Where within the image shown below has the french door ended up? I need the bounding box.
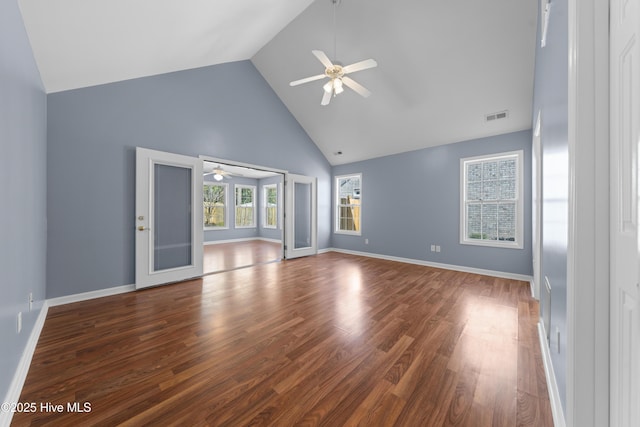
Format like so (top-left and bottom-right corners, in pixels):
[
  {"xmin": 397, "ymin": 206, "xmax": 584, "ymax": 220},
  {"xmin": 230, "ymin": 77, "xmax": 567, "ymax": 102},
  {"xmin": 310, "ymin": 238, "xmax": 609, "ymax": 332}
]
[
  {"xmin": 135, "ymin": 148, "xmax": 203, "ymax": 289},
  {"xmin": 285, "ymin": 174, "xmax": 317, "ymax": 259}
]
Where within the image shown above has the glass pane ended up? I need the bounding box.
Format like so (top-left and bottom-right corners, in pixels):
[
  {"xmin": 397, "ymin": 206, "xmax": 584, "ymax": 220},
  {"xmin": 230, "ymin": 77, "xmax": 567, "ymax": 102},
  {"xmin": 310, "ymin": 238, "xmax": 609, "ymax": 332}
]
[
  {"xmin": 467, "ymin": 163, "xmax": 482, "ymax": 182},
  {"xmin": 483, "ymin": 161, "xmax": 499, "ymax": 180},
  {"xmin": 203, "ymin": 184, "xmax": 225, "ymax": 227},
  {"xmin": 481, "ymin": 203, "xmax": 498, "ymax": 240},
  {"xmin": 498, "ymin": 202, "xmax": 516, "ymax": 241},
  {"xmin": 467, "ymin": 182, "xmax": 482, "ymax": 201},
  {"xmin": 467, "ymin": 203, "xmax": 482, "ymax": 239},
  {"xmin": 154, "ymin": 164, "xmax": 192, "ymax": 271},
  {"xmin": 499, "ymin": 179, "xmax": 516, "ymax": 200},
  {"xmin": 482, "ymin": 180, "xmax": 498, "ymax": 201},
  {"xmin": 499, "ymin": 159, "xmax": 516, "ymax": 179},
  {"xmin": 235, "ymin": 186, "xmax": 255, "ymax": 227},
  {"xmin": 295, "ymin": 182, "xmax": 312, "ymax": 249}
]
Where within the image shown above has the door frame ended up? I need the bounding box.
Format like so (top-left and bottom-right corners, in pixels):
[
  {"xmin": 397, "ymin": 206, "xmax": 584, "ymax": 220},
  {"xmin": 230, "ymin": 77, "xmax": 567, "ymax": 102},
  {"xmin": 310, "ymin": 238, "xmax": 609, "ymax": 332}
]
[
  {"xmin": 284, "ymin": 173, "xmax": 318, "ymax": 259},
  {"xmin": 532, "ymin": 111, "xmax": 543, "ymax": 300},
  {"xmin": 566, "ymin": 0, "xmax": 610, "ymax": 425},
  {"xmin": 135, "ymin": 147, "xmax": 204, "ymax": 289},
  {"xmin": 199, "ymin": 155, "xmax": 287, "ymax": 258}
]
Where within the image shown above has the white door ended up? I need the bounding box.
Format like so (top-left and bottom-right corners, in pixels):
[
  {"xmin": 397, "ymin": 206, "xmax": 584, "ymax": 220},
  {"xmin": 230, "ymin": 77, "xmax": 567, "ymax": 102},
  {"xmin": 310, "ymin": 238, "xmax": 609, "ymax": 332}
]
[
  {"xmin": 285, "ymin": 174, "xmax": 317, "ymax": 259},
  {"xmin": 610, "ymin": 0, "xmax": 640, "ymax": 424},
  {"xmin": 135, "ymin": 147, "xmax": 203, "ymax": 289}
]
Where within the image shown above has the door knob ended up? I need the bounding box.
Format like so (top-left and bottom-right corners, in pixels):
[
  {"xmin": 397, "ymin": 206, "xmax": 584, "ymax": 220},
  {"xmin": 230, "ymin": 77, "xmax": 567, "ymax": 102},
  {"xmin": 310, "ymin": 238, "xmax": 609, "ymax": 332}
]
[{"xmin": 138, "ymin": 226, "xmax": 150, "ymax": 231}]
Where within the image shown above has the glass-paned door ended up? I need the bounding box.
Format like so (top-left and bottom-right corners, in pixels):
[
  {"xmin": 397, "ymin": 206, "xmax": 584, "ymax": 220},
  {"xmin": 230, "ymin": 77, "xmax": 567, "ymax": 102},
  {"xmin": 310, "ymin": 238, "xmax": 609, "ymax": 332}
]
[
  {"xmin": 135, "ymin": 148, "xmax": 203, "ymax": 289},
  {"xmin": 285, "ymin": 174, "xmax": 317, "ymax": 258}
]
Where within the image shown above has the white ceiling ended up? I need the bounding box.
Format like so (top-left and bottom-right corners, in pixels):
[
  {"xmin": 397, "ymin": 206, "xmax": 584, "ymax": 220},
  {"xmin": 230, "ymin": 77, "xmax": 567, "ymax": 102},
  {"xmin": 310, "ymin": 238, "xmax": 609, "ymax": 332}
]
[{"xmin": 19, "ymin": 0, "xmax": 538, "ymax": 166}]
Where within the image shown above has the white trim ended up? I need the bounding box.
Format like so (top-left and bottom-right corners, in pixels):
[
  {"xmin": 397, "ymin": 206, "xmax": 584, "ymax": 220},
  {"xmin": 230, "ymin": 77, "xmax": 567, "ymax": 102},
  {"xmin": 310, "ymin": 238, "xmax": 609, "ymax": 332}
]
[
  {"xmin": 335, "ymin": 173, "xmax": 362, "ymax": 236},
  {"xmin": 198, "ymin": 155, "xmax": 287, "ymax": 176},
  {"xmin": 567, "ymin": 0, "xmax": 610, "ymax": 425},
  {"xmin": 203, "ymin": 181, "xmax": 229, "ymax": 230},
  {"xmin": 539, "ymin": 321, "xmax": 567, "ymax": 427},
  {"xmin": 203, "ymin": 237, "xmax": 281, "ymax": 245},
  {"xmin": 529, "ymin": 278, "xmax": 536, "ymax": 299},
  {"xmin": 459, "ymin": 150, "xmax": 524, "ymax": 249},
  {"xmin": 1, "ymin": 302, "xmax": 49, "ymax": 427},
  {"xmin": 234, "ymin": 184, "xmax": 257, "ymax": 228},
  {"xmin": 328, "ymin": 248, "xmax": 532, "ymax": 282},
  {"xmin": 47, "ymin": 284, "xmax": 135, "ymax": 307},
  {"xmin": 262, "ymin": 183, "xmax": 279, "ymax": 229}
]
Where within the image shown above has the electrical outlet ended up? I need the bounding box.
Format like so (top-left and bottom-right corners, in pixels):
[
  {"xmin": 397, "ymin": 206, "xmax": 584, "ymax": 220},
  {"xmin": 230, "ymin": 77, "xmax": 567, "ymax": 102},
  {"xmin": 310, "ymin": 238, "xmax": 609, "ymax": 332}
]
[
  {"xmin": 436, "ymin": 245, "xmax": 441, "ymax": 253},
  {"xmin": 17, "ymin": 312, "xmax": 22, "ymax": 334},
  {"xmin": 430, "ymin": 244, "xmax": 436, "ymax": 252},
  {"xmin": 365, "ymin": 238, "xmax": 369, "ymax": 245}
]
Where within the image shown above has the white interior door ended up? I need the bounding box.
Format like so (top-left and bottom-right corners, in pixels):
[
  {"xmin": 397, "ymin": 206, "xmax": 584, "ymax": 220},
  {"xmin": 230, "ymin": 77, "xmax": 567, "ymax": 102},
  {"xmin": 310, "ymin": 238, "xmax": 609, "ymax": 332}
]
[
  {"xmin": 136, "ymin": 147, "xmax": 203, "ymax": 289},
  {"xmin": 285, "ymin": 174, "xmax": 317, "ymax": 259},
  {"xmin": 610, "ymin": 0, "xmax": 640, "ymax": 424}
]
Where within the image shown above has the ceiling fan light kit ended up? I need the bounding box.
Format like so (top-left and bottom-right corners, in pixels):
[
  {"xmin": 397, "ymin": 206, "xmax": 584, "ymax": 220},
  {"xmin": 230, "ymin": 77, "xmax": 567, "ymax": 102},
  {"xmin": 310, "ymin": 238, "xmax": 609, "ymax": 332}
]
[{"xmin": 289, "ymin": 0, "xmax": 377, "ymax": 106}]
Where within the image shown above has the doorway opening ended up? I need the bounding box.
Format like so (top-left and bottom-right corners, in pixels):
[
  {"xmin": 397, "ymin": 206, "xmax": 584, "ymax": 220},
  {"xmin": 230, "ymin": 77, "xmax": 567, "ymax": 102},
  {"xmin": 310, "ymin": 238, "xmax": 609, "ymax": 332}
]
[{"xmin": 201, "ymin": 159, "xmax": 285, "ymax": 274}]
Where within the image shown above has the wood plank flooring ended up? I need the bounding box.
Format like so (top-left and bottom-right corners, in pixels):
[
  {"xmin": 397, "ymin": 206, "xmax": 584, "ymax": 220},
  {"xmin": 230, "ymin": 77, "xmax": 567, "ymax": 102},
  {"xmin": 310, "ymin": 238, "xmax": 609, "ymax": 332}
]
[
  {"xmin": 203, "ymin": 240, "xmax": 282, "ymax": 274},
  {"xmin": 12, "ymin": 253, "xmax": 553, "ymax": 426}
]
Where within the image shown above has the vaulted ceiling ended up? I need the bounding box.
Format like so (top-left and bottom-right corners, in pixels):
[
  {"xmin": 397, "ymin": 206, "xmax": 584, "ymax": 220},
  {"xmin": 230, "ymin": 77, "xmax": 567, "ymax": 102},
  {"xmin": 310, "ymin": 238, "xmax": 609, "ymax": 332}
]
[{"xmin": 19, "ymin": 0, "xmax": 538, "ymax": 165}]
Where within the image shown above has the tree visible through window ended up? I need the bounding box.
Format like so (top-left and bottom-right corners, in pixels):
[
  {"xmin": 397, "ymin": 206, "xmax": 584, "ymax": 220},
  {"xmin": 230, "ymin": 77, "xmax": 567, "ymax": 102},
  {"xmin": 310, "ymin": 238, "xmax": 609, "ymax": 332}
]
[
  {"xmin": 203, "ymin": 183, "xmax": 227, "ymax": 228},
  {"xmin": 263, "ymin": 184, "xmax": 278, "ymax": 229},
  {"xmin": 461, "ymin": 151, "xmax": 523, "ymax": 248},
  {"xmin": 235, "ymin": 185, "xmax": 256, "ymax": 228},
  {"xmin": 335, "ymin": 174, "xmax": 361, "ymax": 234}
]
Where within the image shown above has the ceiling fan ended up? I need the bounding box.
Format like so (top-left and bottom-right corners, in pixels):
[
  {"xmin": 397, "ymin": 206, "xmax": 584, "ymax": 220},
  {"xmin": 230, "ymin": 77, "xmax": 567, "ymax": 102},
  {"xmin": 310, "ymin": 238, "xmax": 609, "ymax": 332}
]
[
  {"xmin": 204, "ymin": 165, "xmax": 239, "ymax": 181},
  {"xmin": 289, "ymin": 0, "xmax": 377, "ymax": 106}
]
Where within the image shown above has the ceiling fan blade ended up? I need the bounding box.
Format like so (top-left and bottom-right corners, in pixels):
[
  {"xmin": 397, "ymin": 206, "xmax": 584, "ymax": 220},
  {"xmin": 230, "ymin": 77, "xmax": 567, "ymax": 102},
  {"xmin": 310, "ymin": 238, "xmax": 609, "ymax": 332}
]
[
  {"xmin": 290, "ymin": 74, "xmax": 327, "ymax": 86},
  {"xmin": 321, "ymin": 90, "xmax": 332, "ymax": 106},
  {"xmin": 312, "ymin": 50, "xmax": 334, "ymax": 69},
  {"xmin": 342, "ymin": 58, "xmax": 378, "ymax": 74},
  {"xmin": 342, "ymin": 76, "xmax": 372, "ymax": 98}
]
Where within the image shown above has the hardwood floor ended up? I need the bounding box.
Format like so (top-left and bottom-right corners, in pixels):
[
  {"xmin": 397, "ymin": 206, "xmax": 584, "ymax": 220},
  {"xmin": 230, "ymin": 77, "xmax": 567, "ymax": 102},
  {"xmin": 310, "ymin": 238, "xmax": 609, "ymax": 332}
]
[
  {"xmin": 13, "ymin": 253, "xmax": 553, "ymax": 426},
  {"xmin": 203, "ymin": 240, "xmax": 282, "ymax": 274}
]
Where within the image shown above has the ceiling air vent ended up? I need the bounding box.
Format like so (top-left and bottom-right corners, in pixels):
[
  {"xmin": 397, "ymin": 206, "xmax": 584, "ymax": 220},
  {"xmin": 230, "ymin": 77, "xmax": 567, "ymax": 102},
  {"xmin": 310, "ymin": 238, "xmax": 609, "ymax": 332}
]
[{"xmin": 485, "ymin": 110, "xmax": 509, "ymax": 122}]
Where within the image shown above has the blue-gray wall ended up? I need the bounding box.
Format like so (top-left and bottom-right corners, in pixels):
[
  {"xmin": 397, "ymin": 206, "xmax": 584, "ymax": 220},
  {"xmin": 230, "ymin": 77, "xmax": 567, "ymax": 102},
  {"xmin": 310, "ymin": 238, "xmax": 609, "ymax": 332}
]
[
  {"xmin": 0, "ymin": 0, "xmax": 47, "ymax": 404},
  {"xmin": 47, "ymin": 61, "xmax": 331, "ymax": 298},
  {"xmin": 332, "ymin": 130, "xmax": 533, "ymax": 276},
  {"xmin": 531, "ymin": 0, "xmax": 569, "ymax": 411}
]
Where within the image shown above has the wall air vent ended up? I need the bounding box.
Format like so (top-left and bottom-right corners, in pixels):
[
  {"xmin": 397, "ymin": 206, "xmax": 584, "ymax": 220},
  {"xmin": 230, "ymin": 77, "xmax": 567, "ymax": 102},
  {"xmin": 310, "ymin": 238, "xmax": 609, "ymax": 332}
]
[{"xmin": 485, "ymin": 110, "xmax": 509, "ymax": 122}]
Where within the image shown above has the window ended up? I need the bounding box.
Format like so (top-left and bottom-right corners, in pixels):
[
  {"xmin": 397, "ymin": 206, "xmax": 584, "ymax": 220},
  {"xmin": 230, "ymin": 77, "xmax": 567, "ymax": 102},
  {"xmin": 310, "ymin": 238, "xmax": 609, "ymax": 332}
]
[
  {"xmin": 460, "ymin": 151, "xmax": 523, "ymax": 248},
  {"xmin": 203, "ymin": 183, "xmax": 227, "ymax": 229},
  {"xmin": 263, "ymin": 184, "xmax": 278, "ymax": 229},
  {"xmin": 235, "ymin": 185, "xmax": 256, "ymax": 228},
  {"xmin": 335, "ymin": 174, "xmax": 361, "ymax": 235}
]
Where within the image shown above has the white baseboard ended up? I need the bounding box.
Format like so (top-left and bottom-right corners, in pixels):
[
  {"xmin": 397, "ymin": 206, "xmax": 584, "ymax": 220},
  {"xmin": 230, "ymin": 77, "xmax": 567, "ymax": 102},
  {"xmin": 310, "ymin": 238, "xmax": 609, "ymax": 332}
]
[
  {"xmin": 1, "ymin": 302, "xmax": 49, "ymax": 427},
  {"xmin": 327, "ymin": 248, "xmax": 533, "ymax": 282},
  {"xmin": 204, "ymin": 237, "xmax": 282, "ymax": 245},
  {"xmin": 538, "ymin": 321, "xmax": 566, "ymax": 427},
  {"xmin": 47, "ymin": 284, "xmax": 135, "ymax": 307}
]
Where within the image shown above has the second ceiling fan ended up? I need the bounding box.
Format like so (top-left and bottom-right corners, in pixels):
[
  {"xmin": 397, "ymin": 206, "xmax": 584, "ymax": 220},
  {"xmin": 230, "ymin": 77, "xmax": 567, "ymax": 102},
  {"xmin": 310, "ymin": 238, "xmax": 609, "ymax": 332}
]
[{"xmin": 289, "ymin": 0, "xmax": 377, "ymax": 106}]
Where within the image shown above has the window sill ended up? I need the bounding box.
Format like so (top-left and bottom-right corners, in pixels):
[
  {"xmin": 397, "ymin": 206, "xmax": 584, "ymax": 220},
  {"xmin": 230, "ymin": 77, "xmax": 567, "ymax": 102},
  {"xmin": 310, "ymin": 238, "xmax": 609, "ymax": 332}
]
[{"xmin": 460, "ymin": 239, "xmax": 523, "ymax": 249}]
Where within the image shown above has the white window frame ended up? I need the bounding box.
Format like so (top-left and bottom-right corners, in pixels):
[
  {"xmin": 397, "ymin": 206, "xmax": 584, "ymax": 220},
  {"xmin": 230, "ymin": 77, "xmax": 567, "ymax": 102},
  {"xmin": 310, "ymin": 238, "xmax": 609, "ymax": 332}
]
[
  {"xmin": 203, "ymin": 182, "xmax": 228, "ymax": 230},
  {"xmin": 262, "ymin": 183, "xmax": 278, "ymax": 229},
  {"xmin": 235, "ymin": 184, "xmax": 256, "ymax": 228},
  {"xmin": 460, "ymin": 150, "xmax": 523, "ymax": 249},
  {"xmin": 335, "ymin": 173, "xmax": 362, "ymax": 236}
]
